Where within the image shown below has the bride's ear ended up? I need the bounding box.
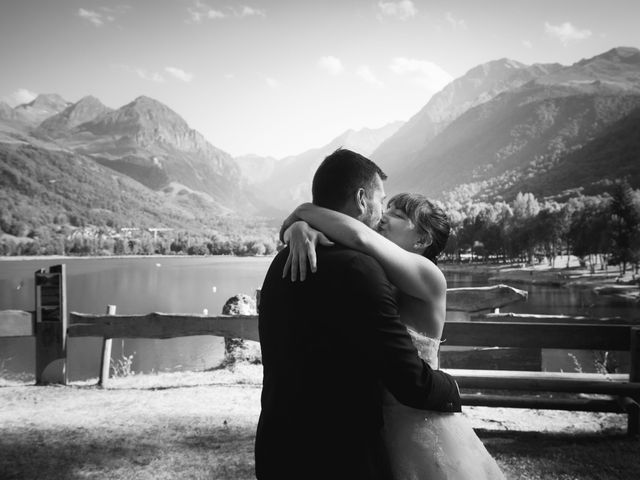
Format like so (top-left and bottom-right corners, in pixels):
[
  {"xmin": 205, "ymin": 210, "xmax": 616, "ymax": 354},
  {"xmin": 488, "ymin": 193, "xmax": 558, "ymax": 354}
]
[{"xmin": 413, "ymin": 233, "xmax": 433, "ymax": 250}]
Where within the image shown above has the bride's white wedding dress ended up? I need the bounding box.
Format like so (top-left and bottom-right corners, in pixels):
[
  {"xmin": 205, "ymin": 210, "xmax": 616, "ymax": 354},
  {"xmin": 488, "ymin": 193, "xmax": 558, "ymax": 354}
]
[{"xmin": 382, "ymin": 329, "xmax": 506, "ymax": 479}]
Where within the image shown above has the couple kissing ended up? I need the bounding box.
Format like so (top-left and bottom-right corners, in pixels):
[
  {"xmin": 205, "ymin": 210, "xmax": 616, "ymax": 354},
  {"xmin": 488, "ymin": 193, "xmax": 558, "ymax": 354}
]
[{"xmin": 255, "ymin": 148, "xmax": 505, "ymax": 480}]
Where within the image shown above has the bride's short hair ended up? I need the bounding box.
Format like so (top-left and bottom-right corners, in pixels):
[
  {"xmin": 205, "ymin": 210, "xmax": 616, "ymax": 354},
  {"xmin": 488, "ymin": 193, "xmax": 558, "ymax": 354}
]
[{"xmin": 388, "ymin": 193, "xmax": 450, "ymax": 264}]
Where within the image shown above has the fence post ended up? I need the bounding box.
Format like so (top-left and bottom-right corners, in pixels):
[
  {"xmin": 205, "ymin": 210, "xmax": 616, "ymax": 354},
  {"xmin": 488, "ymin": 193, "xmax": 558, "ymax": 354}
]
[
  {"xmin": 98, "ymin": 305, "xmax": 116, "ymax": 388},
  {"xmin": 35, "ymin": 264, "xmax": 67, "ymax": 385},
  {"xmin": 629, "ymin": 327, "xmax": 640, "ymax": 436}
]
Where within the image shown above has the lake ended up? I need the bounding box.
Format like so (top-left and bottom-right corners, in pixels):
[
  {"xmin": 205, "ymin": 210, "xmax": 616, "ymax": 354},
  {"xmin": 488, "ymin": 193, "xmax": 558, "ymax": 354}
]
[
  {"xmin": 1, "ymin": 256, "xmax": 638, "ymax": 380},
  {"xmin": 1, "ymin": 256, "xmax": 272, "ymax": 380}
]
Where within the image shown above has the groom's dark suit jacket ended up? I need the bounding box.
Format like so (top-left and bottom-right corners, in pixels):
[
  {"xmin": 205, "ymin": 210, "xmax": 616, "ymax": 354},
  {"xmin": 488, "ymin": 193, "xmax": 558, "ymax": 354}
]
[{"xmin": 255, "ymin": 245, "xmax": 461, "ymax": 480}]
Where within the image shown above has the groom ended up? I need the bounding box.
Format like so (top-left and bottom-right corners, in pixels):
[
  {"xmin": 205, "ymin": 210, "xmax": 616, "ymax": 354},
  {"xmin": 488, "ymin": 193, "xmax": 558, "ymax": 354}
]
[{"xmin": 255, "ymin": 148, "xmax": 461, "ymax": 480}]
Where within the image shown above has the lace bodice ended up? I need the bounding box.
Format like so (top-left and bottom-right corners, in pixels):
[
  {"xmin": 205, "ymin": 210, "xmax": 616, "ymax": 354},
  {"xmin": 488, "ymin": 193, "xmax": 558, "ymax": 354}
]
[{"xmin": 406, "ymin": 328, "xmax": 440, "ymax": 369}]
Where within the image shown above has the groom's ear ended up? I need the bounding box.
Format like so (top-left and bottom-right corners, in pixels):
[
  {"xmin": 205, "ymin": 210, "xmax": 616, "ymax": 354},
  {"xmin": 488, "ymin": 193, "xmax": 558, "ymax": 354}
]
[{"xmin": 355, "ymin": 188, "xmax": 367, "ymax": 215}]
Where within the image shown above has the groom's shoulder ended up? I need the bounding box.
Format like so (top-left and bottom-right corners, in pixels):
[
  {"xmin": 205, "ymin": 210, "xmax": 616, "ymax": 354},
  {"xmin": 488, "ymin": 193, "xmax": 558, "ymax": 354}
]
[
  {"xmin": 268, "ymin": 244, "xmax": 386, "ymax": 277},
  {"xmin": 320, "ymin": 243, "xmax": 375, "ymax": 261},
  {"xmin": 320, "ymin": 244, "xmax": 387, "ymax": 277}
]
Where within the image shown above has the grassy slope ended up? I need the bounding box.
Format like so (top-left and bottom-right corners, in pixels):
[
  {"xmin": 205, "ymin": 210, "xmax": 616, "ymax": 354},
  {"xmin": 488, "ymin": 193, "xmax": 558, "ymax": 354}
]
[
  {"xmin": 1, "ymin": 368, "xmax": 637, "ymax": 480},
  {"xmin": 0, "ymin": 142, "xmax": 203, "ymax": 230},
  {"xmin": 0, "ymin": 142, "xmax": 280, "ymax": 239}
]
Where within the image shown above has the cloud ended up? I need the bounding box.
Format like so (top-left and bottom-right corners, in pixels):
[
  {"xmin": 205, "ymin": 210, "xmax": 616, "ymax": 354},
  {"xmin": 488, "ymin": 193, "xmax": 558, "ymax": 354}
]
[
  {"xmin": 317, "ymin": 56, "xmax": 344, "ymax": 76},
  {"xmin": 135, "ymin": 68, "xmax": 165, "ymax": 83},
  {"xmin": 356, "ymin": 65, "xmax": 384, "ymax": 87},
  {"xmin": 377, "ymin": 1, "xmax": 417, "ymax": 21},
  {"xmin": 445, "ymin": 12, "xmax": 467, "ymax": 30},
  {"xmin": 165, "ymin": 67, "xmax": 194, "ymax": 82},
  {"xmin": 77, "ymin": 6, "xmax": 129, "ymax": 27},
  {"xmin": 112, "ymin": 64, "xmax": 165, "ymax": 82},
  {"xmin": 522, "ymin": 40, "xmax": 533, "ymax": 49},
  {"xmin": 77, "ymin": 8, "xmax": 109, "ymax": 26},
  {"xmin": 237, "ymin": 6, "xmax": 265, "ymax": 17},
  {"xmin": 187, "ymin": 1, "xmax": 225, "ymax": 22},
  {"xmin": 265, "ymin": 77, "xmax": 280, "ymax": 88},
  {"xmin": 544, "ymin": 21, "xmax": 592, "ymax": 45},
  {"xmin": 187, "ymin": 1, "xmax": 265, "ymax": 22},
  {"xmin": 2, "ymin": 88, "xmax": 38, "ymax": 107},
  {"xmin": 389, "ymin": 57, "xmax": 453, "ymax": 91}
]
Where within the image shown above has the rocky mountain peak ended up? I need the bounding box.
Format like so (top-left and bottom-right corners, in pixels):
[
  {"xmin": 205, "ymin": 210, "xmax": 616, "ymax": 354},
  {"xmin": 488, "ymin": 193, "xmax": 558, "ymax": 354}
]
[
  {"xmin": 12, "ymin": 93, "xmax": 70, "ymax": 127},
  {"xmin": 38, "ymin": 95, "xmax": 112, "ymax": 134},
  {"xmin": 533, "ymin": 46, "xmax": 640, "ymax": 92},
  {"xmin": 18, "ymin": 93, "xmax": 69, "ymax": 111},
  {"xmin": 78, "ymin": 95, "xmax": 191, "ymax": 141},
  {"xmin": 467, "ymin": 58, "xmax": 526, "ymax": 79},
  {"xmin": 371, "ymin": 56, "xmax": 552, "ymax": 170},
  {"xmin": 68, "ymin": 94, "xmax": 241, "ymax": 190},
  {"xmin": 75, "ymin": 95, "xmax": 105, "ymax": 107},
  {"xmin": 127, "ymin": 95, "xmax": 185, "ymax": 122},
  {"xmin": 581, "ymin": 46, "xmax": 640, "ymax": 66}
]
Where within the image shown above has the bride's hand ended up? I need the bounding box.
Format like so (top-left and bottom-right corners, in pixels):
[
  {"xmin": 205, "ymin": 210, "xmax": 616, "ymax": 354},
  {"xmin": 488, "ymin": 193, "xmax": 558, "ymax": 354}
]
[{"xmin": 282, "ymin": 221, "xmax": 334, "ymax": 281}]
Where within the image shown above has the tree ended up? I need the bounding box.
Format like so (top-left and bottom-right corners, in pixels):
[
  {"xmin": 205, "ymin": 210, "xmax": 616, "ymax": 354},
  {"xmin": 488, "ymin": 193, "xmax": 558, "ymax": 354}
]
[
  {"xmin": 533, "ymin": 207, "xmax": 564, "ymax": 267},
  {"xmin": 609, "ymin": 182, "xmax": 640, "ymax": 274},
  {"xmin": 512, "ymin": 192, "xmax": 540, "ymax": 219},
  {"xmin": 508, "ymin": 193, "xmax": 541, "ymax": 264},
  {"xmin": 568, "ymin": 198, "xmax": 612, "ymax": 272}
]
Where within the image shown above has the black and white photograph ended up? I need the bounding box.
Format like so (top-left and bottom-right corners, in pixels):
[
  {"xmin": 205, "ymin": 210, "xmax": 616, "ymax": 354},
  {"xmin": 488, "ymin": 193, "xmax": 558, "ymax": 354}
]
[{"xmin": 1, "ymin": 1, "xmax": 640, "ymax": 479}]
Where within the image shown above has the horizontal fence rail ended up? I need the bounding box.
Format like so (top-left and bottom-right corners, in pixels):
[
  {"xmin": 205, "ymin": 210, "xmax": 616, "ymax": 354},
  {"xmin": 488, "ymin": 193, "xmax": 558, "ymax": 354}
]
[
  {"xmin": 459, "ymin": 394, "xmax": 633, "ymax": 413},
  {"xmin": 68, "ymin": 313, "xmax": 260, "ymax": 342},
  {"xmin": 445, "ymin": 369, "xmax": 640, "ymax": 395},
  {"xmin": 441, "ymin": 321, "xmax": 632, "ymax": 350},
  {"xmin": 472, "ymin": 312, "xmax": 631, "ymax": 324},
  {"xmin": 67, "ymin": 316, "xmax": 634, "ymax": 352}
]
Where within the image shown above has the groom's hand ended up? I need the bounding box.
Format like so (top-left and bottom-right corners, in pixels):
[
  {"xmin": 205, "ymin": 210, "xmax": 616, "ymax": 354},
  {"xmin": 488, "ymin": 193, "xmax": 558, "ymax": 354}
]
[
  {"xmin": 282, "ymin": 221, "xmax": 334, "ymax": 281},
  {"xmin": 426, "ymin": 370, "xmax": 462, "ymax": 412}
]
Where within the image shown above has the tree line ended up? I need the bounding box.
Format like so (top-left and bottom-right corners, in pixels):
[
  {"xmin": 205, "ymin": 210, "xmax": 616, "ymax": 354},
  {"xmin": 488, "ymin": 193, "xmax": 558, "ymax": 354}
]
[
  {"xmin": 0, "ymin": 224, "xmax": 280, "ymax": 258},
  {"xmin": 1, "ymin": 182, "xmax": 639, "ymax": 273},
  {"xmin": 440, "ymin": 182, "xmax": 640, "ymax": 274}
]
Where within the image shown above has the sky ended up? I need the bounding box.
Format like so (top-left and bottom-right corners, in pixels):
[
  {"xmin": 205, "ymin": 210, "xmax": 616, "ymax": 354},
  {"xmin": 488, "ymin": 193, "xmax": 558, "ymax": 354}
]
[{"xmin": 1, "ymin": 0, "xmax": 640, "ymax": 159}]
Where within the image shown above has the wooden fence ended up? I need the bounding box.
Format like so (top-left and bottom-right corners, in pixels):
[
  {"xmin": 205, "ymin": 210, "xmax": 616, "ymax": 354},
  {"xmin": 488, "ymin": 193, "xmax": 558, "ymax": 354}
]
[{"xmin": 2, "ymin": 264, "xmax": 639, "ymax": 434}]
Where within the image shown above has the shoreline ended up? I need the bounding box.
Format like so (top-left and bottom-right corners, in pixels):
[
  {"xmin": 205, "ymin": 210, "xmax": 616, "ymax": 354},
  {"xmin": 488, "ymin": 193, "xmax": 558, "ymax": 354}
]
[
  {"xmin": 0, "ymin": 253, "xmax": 277, "ymax": 262},
  {"xmin": 441, "ymin": 262, "xmax": 640, "ymax": 303},
  {"xmin": 2, "ymin": 255, "xmax": 638, "ymax": 302}
]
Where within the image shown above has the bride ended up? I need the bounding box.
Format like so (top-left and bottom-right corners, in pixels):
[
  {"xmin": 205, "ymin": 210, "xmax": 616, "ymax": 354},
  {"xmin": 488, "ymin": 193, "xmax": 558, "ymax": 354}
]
[{"xmin": 281, "ymin": 193, "xmax": 505, "ymax": 480}]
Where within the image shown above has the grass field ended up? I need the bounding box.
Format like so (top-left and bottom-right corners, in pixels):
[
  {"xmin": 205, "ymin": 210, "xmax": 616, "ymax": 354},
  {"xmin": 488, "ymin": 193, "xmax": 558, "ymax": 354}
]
[{"xmin": 1, "ymin": 367, "xmax": 638, "ymax": 480}]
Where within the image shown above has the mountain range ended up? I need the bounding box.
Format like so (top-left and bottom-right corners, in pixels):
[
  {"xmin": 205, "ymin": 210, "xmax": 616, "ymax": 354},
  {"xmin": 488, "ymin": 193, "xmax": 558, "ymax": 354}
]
[
  {"xmin": 1, "ymin": 93, "xmax": 267, "ymax": 237},
  {"xmin": 1, "ymin": 46, "xmax": 639, "ymax": 237},
  {"xmin": 0, "ymin": 90, "xmax": 402, "ymax": 230},
  {"xmin": 372, "ymin": 46, "xmax": 640, "ymax": 202}
]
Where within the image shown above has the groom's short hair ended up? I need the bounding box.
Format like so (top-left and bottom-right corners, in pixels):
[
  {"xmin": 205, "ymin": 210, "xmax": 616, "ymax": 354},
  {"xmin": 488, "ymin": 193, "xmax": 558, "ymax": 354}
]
[{"xmin": 312, "ymin": 148, "xmax": 387, "ymax": 211}]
